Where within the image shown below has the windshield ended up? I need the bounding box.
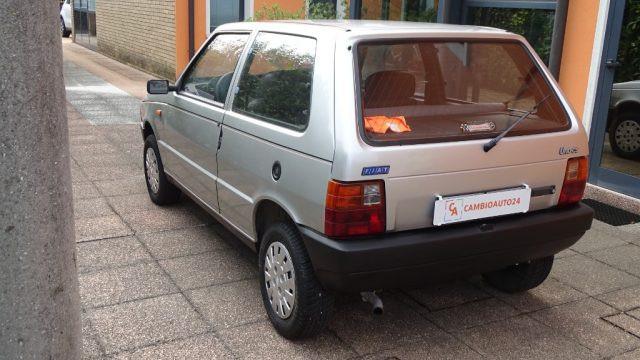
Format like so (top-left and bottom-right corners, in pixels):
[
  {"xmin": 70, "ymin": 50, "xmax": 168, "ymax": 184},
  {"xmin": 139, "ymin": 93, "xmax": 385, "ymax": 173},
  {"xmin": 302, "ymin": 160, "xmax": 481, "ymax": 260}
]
[{"xmin": 356, "ymin": 40, "xmax": 571, "ymax": 145}]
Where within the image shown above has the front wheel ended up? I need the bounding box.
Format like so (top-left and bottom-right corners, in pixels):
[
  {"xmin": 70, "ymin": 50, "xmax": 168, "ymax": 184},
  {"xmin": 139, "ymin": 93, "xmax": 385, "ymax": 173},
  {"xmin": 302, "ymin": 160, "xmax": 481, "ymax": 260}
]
[
  {"xmin": 609, "ymin": 113, "xmax": 640, "ymax": 160},
  {"xmin": 483, "ymin": 256, "xmax": 554, "ymax": 293},
  {"xmin": 60, "ymin": 18, "xmax": 71, "ymax": 38},
  {"xmin": 259, "ymin": 222, "xmax": 334, "ymax": 339},
  {"xmin": 143, "ymin": 135, "xmax": 181, "ymax": 205}
]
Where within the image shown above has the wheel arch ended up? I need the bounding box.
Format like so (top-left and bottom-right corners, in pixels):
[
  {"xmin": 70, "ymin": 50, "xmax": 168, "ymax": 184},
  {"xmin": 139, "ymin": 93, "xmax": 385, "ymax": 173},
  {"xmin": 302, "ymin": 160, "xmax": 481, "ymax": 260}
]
[
  {"xmin": 253, "ymin": 197, "xmax": 300, "ymax": 249},
  {"xmin": 613, "ymin": 100, "xmax": 640, "ymax": 117},
  {"xmin": 142, "ymin": 120, "xmax": 155, "ymax": 140}
]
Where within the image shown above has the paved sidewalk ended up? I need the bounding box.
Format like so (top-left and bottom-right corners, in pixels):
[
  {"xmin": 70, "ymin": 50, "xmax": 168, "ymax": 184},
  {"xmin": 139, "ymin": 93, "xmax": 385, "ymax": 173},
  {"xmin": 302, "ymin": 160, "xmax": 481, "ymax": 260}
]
[{"xmin": 64, "ymin": 40, "xmax": 640, "ymax": 360}]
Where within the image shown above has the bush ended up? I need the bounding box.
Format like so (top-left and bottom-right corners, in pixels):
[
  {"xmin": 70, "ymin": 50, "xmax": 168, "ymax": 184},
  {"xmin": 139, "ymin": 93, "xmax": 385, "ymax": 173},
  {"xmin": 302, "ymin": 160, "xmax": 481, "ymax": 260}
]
[
  {"xmin": 253, "ymin": 4, "xmax": 304, "ymax": 21},
  {"xmin": 252, "ymin": 0, "xmax": 349, "ymax": 21}
]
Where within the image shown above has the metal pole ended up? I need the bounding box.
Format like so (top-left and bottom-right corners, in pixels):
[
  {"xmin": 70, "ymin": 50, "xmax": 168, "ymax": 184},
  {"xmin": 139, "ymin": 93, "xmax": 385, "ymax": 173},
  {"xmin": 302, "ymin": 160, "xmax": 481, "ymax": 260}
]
[
  {"xmin": 350, "ymin": 0, "xmax": 362, "ymax": 19},
  {"xmin": 549, "ymin": 0, "xmax": 569, "ymax": 79},
  {"xmin": 0, "ymin": 1, "xmax": 81, "ymax": 359},
  {"xmin": 189, "ymin": 0, "xmax": 195, "ymax": 58}
]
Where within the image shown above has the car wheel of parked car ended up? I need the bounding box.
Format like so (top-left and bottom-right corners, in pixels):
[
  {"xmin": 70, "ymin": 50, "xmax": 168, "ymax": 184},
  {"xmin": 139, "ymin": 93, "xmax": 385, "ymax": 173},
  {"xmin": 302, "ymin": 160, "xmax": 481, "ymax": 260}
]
[
  {"xmin": 60, "ymin": 17, "xmax": 71, "ymax": 38},
  {"xmin": 482, "ymin": 256, "xmax": 554, "ymax": 293},
  {"xmin": 609, "ymin": 113, "xmax": 640, "ymax": 160},
  {"xmin": 259, "ymin": 222, "xmax": 334, "ymax": 339},
  {"xmin": 143, "ymin": 135, "xmax": 181, "ymax": 205}
]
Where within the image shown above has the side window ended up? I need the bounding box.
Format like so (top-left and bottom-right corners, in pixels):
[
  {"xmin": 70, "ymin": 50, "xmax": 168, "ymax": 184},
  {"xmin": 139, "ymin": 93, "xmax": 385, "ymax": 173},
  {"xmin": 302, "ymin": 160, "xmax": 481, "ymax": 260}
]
[
  {"xmin": 181, "ymin": 33, "xmax": 249, "ymax": 104},
  {"xmin": 233, "ymin": 32, "xmax": 316, "ymax": 131}
]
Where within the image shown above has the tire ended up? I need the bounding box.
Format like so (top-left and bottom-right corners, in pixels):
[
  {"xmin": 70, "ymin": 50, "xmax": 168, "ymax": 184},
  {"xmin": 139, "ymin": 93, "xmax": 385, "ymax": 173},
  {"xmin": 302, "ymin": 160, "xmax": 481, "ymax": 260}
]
[
  {"xmin": 609, "ymin": 112, "xmax": 640, "ymax": 160},
  {"xmin": 483, "ymin": 256, "xmax": 554, "ymax": 293},
  {"xmin": 259, "ymin": 222, "xmax": 334, "ymax": 339},
  {"xmin": 60, "ymin": 18, "xmax": 71, "ymax": 38},
  {"xmin": 143, "ymin": 135, "xmax": 181, "ymax": 205}
]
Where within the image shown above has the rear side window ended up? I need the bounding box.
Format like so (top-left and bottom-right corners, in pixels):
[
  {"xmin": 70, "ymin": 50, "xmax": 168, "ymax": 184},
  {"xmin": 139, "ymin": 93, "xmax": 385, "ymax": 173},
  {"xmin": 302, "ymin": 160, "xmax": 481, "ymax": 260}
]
[
  {"xmin": 233, "ymin": 32, "xmax": 316, "ymax": 131},
  {"xmin": 357, "ymin": 40, "xmax": 570, "ymax": 145},
  {"xmin": 181, "ymin": 33, "xmax": 249, "ymax": 104}
]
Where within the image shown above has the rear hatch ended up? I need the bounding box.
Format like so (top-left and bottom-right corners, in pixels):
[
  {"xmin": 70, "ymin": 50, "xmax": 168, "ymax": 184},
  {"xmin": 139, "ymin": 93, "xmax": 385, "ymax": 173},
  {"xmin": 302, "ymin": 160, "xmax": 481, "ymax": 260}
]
[{"xmin": 335, "ymin": 36, "xmax": 588, "ymax": 232}]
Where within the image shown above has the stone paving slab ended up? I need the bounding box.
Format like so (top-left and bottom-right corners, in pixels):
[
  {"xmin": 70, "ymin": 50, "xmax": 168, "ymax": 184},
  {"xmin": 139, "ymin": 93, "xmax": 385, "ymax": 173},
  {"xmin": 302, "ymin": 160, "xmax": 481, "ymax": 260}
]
[
  {"xmin": 64, "ymin": 61, "xmax": 140, "ymax": 125},
  {"xmin": 79, "ymin": 262, "xmax": 178, "ymax": 308},
  {"xmin": 111, "ymin": 333, "xmax": 233, "ymax": 360},
  {"xmin": 456, "ymin": 315, "xmax": 597, "ymax": 360},
  {"xmin": 136, "ymin": 225, "xmax": 230, "ymax": 260},
  {"xmin": 186, "ymin": 279, "xmax": 266, "ymax": 330},
  {"xmin": 424, "ymin": 297, "xmax": 520, "ymax": 331},
  {"xmin": 218, "ymin": 321, "xmax": 356, "ymax": 360},
  {"xmin": 597, "ymin": 285, "xmax": 640, "ymax": 312},
  {"xmin": 550, "ymin": 254, "xmax": 640, "ymax": 296},
  {"xmin": 76, "ymin": 236, "xmax": 153, "ymax": 274},
  {"xmin": 478, "ymin": 277, "xmax": 587, "ymax": 313},
  {"xmin": 530, "ymin": 298, "xmax": 640, "ymax": 357},
  {"xmin": 158, "ymin": 250, "xmax": 258, "ymax": 290},
  {"xmin": 88, "ymin": 294, "xmax": 210, "ymax": 355},
  {"xmin": 63, "ymin": 41, "xmax": 640, "ymax": 359}
]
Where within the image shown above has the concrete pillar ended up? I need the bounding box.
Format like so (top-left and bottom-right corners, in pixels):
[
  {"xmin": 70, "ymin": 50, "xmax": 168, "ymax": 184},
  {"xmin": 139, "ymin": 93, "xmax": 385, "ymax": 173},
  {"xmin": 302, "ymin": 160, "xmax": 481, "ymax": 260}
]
[{"xmin": 0, "ymin": 1, "xmax": 81, "ymax": 359}]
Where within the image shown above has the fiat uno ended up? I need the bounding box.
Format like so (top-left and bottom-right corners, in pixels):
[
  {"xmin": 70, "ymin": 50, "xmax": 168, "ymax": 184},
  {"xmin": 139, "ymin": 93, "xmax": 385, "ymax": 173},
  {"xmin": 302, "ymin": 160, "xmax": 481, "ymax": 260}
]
[{"xmin": 140, "ymin": 20, "xmax": 594, "ymax": 339}]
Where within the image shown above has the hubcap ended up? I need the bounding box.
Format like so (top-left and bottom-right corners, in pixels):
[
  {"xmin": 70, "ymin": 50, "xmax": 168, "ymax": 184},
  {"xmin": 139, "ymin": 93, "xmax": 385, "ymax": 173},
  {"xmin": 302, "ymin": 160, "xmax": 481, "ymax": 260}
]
[
  {"xmin": 60, "ymin": 19, "xmax": 65, "ymax": 34},
  {"xmin": 614, "ymin": 120, "xmax": 640, "ymax": 153},
  {"xmin": 145, "ymin": 147, "xmax": 160, "ymax": 194},
  {"xmin": 264, "ymin": 241, "xmax": 296, "ymax": 319}
]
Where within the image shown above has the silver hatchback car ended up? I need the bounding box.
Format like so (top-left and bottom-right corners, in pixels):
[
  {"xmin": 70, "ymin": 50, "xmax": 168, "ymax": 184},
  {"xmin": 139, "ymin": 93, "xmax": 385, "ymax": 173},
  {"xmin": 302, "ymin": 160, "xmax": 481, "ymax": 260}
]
[{"xmin": 141, "ymin": 20, "xmax": 594, "ymax": 338}]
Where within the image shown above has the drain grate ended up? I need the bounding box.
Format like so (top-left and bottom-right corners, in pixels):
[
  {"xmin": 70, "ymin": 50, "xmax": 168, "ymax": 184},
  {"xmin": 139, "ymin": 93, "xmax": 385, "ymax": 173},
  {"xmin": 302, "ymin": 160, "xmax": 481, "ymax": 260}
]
[{"xmin": 583, "ymin": 199, "xmax": 640, "ymax": 226}]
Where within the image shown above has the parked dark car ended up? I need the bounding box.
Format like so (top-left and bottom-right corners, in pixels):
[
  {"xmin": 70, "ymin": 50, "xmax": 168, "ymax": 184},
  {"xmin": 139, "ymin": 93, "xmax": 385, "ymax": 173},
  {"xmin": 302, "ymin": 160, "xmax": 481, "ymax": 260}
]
[{"xmin": 609, "ymin": 80, "xmax": 640, "ymax": 159}]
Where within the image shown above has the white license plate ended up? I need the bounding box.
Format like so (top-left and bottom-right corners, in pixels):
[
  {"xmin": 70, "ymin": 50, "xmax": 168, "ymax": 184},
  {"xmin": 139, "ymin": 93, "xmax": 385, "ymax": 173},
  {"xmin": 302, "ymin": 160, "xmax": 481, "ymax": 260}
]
[{"xmin": 433, "ymin": 186, "xmax": 531, "ymax": 226}]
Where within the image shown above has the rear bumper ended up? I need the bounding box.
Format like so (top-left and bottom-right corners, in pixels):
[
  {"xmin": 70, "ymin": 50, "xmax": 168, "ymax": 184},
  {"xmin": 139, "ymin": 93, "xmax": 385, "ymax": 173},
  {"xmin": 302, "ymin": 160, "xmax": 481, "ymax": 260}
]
[{"xmin": 300, "ymin": 203, "xmax": 593, "ymax": 292}]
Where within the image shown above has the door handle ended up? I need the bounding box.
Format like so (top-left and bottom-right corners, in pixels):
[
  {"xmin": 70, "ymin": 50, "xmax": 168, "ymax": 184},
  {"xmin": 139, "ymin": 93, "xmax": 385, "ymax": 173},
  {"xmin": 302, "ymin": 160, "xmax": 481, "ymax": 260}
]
[{"xmin": 605, "ymin": 59, "xmax": 622, "ymax": 68}]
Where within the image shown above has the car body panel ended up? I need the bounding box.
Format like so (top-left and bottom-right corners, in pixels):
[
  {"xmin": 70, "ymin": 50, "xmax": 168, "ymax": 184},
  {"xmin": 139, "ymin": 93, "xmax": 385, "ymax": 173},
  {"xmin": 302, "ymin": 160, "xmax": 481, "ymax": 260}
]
[
  {"xmin": 141, "ymin": 19, "xmax": 589, "ymax": 240},
  {"xmin": 610, "ymin": 80, "xmax": 640, "ymax": 109},
  {"xmin": 60, "ymin": 0, "xmax": 72, "ymax": 30},
  {"xmin": 331, "ymin": 30, "xmax": 588, "ymax": 231}
]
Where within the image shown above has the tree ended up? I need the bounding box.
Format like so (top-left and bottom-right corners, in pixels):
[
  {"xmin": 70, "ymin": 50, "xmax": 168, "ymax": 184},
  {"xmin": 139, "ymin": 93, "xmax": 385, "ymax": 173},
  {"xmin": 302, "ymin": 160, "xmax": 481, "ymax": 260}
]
[
  {"xmin": 615, "ymin": 0, "xmax": 640, "ymax": 83},
  {"xmin": 0, "ymin": 1, "xmax": 81, "ymax": 359}
]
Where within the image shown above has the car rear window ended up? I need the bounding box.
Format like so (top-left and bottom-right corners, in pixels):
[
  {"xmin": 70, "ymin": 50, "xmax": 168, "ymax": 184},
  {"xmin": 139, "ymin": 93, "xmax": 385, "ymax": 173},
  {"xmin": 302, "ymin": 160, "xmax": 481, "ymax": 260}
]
[{"xmin": 356, "ymin": 40, "xmax": 571, "ymax": 145}]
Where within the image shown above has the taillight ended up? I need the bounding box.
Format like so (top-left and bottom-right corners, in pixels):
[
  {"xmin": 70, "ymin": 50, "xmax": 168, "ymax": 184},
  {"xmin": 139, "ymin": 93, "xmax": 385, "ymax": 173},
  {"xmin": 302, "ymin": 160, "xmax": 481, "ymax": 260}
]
[
  {"xmin": 558, "ymin": 156, "xmax": 588, "ymax": 206},
  {"xmin": 325, "ymin": 180, "xmax": 385, "ymax": 238}
]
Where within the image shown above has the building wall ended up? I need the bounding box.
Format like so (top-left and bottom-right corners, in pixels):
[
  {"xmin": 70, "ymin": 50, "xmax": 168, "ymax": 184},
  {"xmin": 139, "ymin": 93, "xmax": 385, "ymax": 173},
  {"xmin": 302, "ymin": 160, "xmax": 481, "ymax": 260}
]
[
  {"xmin": 176, "ymin": 0, "xmax": 304, "ymax": 78},
  {"xmin": 96, "ymin": 0, "xmax": 176, "ymax": 80},
  {"xmin": 254, "ymin": 0, "xmax": 304, "ymax": 14},
  {"xmin": 557, "ymin": 0, "xmax": 600, "ymax": 120}
]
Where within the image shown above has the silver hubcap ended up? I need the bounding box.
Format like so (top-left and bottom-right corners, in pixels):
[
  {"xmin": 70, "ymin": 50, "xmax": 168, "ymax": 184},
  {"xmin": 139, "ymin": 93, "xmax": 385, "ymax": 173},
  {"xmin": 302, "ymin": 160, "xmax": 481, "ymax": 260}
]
[
  {"xmin": 615, "ymin": 120, "xmax": 640, "ymax": 153},
  {"xmin": 145, "ymin": 147, "xmax": 160, "ymax": 194},
  {"xmin": 264, "ymin": 241, "xmax": 296, "ymax": 319}
]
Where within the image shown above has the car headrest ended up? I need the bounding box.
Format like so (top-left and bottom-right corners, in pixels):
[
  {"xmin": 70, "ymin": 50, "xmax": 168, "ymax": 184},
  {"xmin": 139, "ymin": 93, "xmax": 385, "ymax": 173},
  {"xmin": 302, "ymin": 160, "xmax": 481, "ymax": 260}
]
[
  {"xmin": 215, "ymin": 72, "xmax": 235, "ymax": 103},
  {"xmin": 364, "ymin": 71, "xmax": 416, "ymax": 108}
]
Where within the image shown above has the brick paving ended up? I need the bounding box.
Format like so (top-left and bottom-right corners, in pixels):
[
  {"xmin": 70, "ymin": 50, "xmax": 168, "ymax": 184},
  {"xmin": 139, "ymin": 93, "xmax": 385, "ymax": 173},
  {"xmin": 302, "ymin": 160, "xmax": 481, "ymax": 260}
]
[{"xmin": 64, "ymin": 40, "xmax": 640, "ymax": 359}]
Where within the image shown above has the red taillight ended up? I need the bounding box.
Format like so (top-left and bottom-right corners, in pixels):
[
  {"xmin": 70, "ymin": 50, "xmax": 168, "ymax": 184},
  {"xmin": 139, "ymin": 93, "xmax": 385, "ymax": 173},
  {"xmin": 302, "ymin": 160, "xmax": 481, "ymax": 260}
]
[
  {"xmin": 558, "ymin": 156, "xmax": 588, "ymax": 206},
  {"xmin": 325, "ymin": 180, "xmax": 385, "ymax": 238}
]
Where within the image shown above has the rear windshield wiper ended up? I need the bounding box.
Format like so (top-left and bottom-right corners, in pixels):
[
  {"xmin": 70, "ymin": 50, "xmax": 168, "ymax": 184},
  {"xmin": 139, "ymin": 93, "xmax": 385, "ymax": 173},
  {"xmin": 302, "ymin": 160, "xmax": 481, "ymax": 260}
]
[{"xmin": 483, "ymin": 94, "xmax": 551, "ymax": 153}]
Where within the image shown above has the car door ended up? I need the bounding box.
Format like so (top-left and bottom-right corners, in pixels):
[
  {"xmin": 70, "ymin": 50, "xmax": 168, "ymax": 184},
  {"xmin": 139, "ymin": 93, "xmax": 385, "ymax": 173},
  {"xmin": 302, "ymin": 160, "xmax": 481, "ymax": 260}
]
[
  {"xmin": 218, "ymin": 31, "xmax": 334, "ymax": 237},
  {"xmin": 160, "ymin": 32, "xmax": 250, "ymax": 211}
]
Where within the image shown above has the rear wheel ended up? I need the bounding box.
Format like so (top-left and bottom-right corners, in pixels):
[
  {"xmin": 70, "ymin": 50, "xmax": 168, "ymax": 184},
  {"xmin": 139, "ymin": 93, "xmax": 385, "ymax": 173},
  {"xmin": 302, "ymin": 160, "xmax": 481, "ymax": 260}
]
[
  {"xmin": 609, "ymin": 113, "xmax": 640, "ymax": 160},
  {"xmin": 483, "ymin": 256, "xmax": 554, "ymax": 293},
  {"xmin": 144, "ymin": 135, "xmax": 181, "ymax": 205},
  {"xmin": 258, "ymin": 222, "xmax": 333, "ymax": 339}
]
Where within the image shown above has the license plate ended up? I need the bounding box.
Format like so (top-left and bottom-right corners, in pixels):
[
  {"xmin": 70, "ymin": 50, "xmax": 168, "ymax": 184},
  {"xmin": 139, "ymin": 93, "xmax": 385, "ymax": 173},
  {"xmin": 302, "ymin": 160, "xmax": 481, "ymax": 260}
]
[{"xmin": 433, "ymin": 185, "xmax": 531, "ymax": 226}]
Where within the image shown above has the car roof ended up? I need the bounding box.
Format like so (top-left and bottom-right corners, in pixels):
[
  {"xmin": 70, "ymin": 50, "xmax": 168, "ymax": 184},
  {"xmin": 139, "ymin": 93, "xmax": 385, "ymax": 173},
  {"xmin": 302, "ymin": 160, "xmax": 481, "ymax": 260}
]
[{"xmin": 217, "ymin": 19, "xmax": 511, "ymax": 37}]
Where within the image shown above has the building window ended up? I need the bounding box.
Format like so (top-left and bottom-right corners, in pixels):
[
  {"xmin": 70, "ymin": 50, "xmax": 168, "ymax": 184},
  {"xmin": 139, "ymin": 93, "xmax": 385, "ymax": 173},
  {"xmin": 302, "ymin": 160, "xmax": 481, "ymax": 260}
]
[
  {"xmin": 357, "ymin": 0, "xmax": 439, "ymax": 22},
  {"xmin": 464, "ymin": 4, "xmax": 555, "ymax": 64},
  {"xmin": 208, "ymin": 0, "xmax": 245, "ymax": 34}
]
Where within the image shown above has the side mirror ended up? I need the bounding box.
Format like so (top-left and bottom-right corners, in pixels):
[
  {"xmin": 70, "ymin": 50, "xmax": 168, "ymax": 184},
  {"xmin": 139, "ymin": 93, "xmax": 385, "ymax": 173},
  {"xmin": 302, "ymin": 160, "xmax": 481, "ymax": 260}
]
[{"xmin": 147, "ymin": 80, "xmax": 176, "ymax": 94}]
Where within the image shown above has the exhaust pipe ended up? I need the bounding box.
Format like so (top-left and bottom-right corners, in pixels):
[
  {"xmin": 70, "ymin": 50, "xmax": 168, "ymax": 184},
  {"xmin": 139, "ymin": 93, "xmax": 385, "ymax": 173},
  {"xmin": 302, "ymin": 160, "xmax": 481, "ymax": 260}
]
[{"xmin": 361, "ymin": 291, "xmax": 384, "ymax": 315}]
